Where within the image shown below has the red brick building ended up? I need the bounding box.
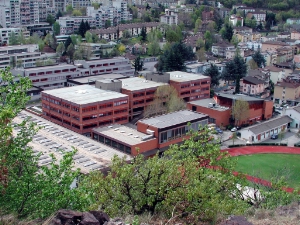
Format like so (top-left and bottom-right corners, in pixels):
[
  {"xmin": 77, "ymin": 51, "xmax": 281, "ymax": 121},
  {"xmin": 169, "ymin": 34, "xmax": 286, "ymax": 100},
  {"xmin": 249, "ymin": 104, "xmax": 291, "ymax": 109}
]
[
  {"xmin": 168, "ymin": 71, "xmax": 211, "ymax": 102},
  {"xmin": 120, "ymin": 77, "xmax": 168, "ymax": 119},
  {"xmin": 92, "ymin": 110, "xmax": 209, "ymax": 156},
  {"xmin": 41, "ymin": 85, "xmax": 129, "ymax": 136},
  {"xmin": 187, "ymin": 93, "xmax": 273, "ymax": 127}
]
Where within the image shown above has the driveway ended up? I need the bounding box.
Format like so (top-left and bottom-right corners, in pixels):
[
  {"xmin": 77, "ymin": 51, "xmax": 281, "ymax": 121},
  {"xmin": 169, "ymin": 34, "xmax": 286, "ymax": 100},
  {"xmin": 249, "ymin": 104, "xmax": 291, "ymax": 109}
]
[{"xmin": 261, "ymin": 129, "xmax": 300, "ymax": 147}]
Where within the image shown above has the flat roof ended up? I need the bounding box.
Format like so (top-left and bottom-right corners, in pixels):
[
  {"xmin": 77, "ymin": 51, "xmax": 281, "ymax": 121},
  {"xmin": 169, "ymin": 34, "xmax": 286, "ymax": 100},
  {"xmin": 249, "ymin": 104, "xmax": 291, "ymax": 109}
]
[
  {"xmin": 68, "ymin": 74, "xmax": 127, "ymax": 84},
  {"xmin": 42, "ymin": 85, "xmax": 128, "ymax": 105},
  {"xmin": 246, "ymin": 115, "xmax": 292, "ymax": 135},
  {"xmin": 23, "ymin": 64, "xmax": 76, "ymax": 71},
  {"xmin": 0, "ymin": 44, "xmax": 37, "ymax": 51},
  {"xmin": 120, "ymin": 77, "xmax": 167, "ymax": 91},
  {"xmin": 139, "ymin": 110, "xmax": 208, "ymax": 129},
  {"xmin": 168, "ymin": 71, "xmax": 209, "ymax": 82},
  {"xmin": 93, "ymin": 124, "xmax": 156, "ymax": 146},
  {"xmin": 14, "ymin": 111, "xmax": 131, "ymax": 174},
  {"xmin": 189, "ymin": 98, "xmax": 231, "ymax": 111},
  {"xmin": 216, "ymin": 93, "xmax": 263, "ymax": 102},
  {"xmin": 78, "ymin": 57, "xmax": 128, "ymax": 64}
]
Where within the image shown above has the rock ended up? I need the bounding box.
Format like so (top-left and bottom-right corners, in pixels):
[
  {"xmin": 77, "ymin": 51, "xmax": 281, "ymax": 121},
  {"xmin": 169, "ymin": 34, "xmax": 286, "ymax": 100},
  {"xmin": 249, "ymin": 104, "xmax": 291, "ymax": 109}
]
[
  {"xmin": 57, "ymin": 209, "xmax": 83, "ymax": 224},
  {"xmin": 104, "ymin": 218, "xmax": 125, "ymax": 225},
  {"xmin": 89, "ymin": 211, "xmax": 110, "ymax": 225},
  {"xmin": 79, "ymin": 212, "xmax": 100, "ymax": 225},
  {"xmin": 219, "ymin": 216, "xmax": 253, "ymax": 225}
]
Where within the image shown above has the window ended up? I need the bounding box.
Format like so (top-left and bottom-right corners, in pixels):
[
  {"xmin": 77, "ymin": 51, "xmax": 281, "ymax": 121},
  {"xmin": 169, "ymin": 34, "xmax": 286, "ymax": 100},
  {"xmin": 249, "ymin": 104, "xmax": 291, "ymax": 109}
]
[{"xmin": 114, "ymin": 100, "xmax": 128, "ymax": 106}]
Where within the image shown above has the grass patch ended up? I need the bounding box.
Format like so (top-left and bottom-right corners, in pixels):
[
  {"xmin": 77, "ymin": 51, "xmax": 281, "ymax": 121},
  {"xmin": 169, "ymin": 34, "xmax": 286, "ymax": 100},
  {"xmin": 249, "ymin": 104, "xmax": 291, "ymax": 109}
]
[{"xmin": 234, "ymin": 154, "xmax": 300, "ymax": 188}]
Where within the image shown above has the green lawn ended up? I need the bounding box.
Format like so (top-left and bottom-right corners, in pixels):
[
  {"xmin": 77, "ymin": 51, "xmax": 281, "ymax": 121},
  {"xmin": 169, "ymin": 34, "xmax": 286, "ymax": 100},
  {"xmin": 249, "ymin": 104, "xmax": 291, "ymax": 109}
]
[{"xmin": 234, "ymin": 154, "xmax": 300, "ymax": 188}]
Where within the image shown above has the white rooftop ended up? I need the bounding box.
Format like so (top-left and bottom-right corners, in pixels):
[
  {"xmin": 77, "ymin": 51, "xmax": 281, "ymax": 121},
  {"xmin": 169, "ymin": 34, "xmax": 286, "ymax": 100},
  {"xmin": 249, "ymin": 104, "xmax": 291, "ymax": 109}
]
[
  {"xmin": 23, "ymin": 64, "xmax": 76, "ymax": 71},
  {"xmin": 120, "ymin": 77, "xmax": 168, "ymax": 91},
  {"xmin": 42, "ymin": 85, "xmax": 128, "ymax": 105},
  {"xmin": 168, "ymin": 71, "xmax": 209, "ymax": 82},
  {"xmin": 93, "ymin": 124, "xmax": 156, "ymax": 145}
]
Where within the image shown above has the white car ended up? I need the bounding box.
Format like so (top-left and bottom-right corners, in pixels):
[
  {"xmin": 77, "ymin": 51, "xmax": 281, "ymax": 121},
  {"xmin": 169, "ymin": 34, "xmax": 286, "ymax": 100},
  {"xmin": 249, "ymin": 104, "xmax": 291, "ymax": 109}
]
[{"xmin": 231, "ymin": 127, "xmax": 237, "ymax": 132}]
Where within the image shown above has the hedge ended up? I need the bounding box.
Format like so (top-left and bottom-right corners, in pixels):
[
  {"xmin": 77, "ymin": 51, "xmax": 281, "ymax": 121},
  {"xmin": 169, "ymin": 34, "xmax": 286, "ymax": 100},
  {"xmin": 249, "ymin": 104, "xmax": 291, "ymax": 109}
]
[{"xmin": 228, "ymin": 143, "xmax": 288, "ymax": 148}]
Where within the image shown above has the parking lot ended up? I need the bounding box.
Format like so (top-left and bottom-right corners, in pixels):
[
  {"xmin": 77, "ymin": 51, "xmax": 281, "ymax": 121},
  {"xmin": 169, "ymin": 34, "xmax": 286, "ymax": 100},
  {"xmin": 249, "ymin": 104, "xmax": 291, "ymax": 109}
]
[
  {"xmin": 261, "ymin": 129, "xmax": 300, "ymax": 147},
  {"xmin": 14, "ymin": 111, "xmax": 131, "ymax": 174}
]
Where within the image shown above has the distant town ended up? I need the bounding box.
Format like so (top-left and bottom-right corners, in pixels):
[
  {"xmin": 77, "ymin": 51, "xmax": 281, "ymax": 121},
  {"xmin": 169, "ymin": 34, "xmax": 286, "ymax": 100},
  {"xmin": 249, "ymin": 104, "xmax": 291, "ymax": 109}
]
[{"xmin": 2, "ymin": 0, "xmax": 300, "ymax": 173}]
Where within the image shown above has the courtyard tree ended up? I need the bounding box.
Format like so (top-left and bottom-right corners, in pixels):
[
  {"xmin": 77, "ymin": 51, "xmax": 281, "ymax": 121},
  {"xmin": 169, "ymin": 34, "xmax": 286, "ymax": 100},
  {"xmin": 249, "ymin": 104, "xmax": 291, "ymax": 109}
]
[
  {"xmin": 252, "ymin": 50, "xmax": 266, "ymax": 68},
  {"xmin": 66, "ymin": 43, "xmax": 75, "ymax": 63},
  {"xmin": 8, "ymin": 32, "xmax": 19, "ymax": 45},
  {"xmin": 0, "ymin": 68, "xmax": 88, "ymax": 219},
  {"xmin": 144, "ymin": 85, "xmax": 186, "ymax": 118},
  {"xmin": 53, "ymin": 22, "xmax": 61, "ymax": 36},
  {"xmin": 231, "ymin": 98, "xmax": 249, "ymax": 126}
]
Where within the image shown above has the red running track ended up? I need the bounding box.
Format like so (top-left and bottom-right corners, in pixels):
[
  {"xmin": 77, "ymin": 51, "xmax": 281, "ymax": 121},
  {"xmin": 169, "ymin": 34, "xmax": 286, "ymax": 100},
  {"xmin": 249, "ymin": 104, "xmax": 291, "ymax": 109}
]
[{"xmin": 222, "ymin": 146, "xmax": 300, "ymax": 193}]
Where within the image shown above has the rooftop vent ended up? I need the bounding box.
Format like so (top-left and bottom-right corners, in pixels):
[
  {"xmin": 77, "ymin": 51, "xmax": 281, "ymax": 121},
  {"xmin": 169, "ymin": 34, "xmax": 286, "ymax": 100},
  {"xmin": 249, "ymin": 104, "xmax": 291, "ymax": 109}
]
[
  {"xmin": 127, "ymin": 133, "xmax": 133, "ymax": 136},
  {"xmin": 120, "ymin": 130, "xmax": 125, "ymax": 133},
  {"xmin": 134, "ymin": 135, "xmax": 139, "ymax": 138},
  {"xmin": 108, "ymin": 126, "xmax": 113, "ymax": 128},
  {"xmin": 114, "ymin": 128, "xmax": 119, "ymax": 131}
]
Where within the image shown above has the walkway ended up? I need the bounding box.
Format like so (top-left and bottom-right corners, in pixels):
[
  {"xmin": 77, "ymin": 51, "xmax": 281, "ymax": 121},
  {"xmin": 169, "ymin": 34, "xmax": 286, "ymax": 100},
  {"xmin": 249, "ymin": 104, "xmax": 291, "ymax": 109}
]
[{"xmin": 222, "ymin": 146, "xmax": 300, "ymax": 193}]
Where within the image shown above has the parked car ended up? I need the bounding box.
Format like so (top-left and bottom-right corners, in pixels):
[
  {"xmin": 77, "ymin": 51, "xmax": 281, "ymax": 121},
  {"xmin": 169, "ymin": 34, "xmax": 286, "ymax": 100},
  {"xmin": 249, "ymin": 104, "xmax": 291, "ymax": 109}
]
[
  {"xmin": 271, "ymin": 134, "xmax": 278, "ymax": 139},
  {"xmin": 216, "ymin": 128, "xmax": 223, "ymax": 134},
  {"xmin": 231, "ymin": 127, "xmax": 237, "ymax": 132}
]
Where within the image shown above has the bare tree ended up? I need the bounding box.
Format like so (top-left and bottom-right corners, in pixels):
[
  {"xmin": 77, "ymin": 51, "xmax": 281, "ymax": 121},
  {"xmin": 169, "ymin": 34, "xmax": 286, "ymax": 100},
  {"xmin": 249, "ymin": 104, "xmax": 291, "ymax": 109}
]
[
  {"xmin": 231, "ymin": 98, "xmax": 249, "ymax": 126},
  {"xmin": 144, "ymin": 86, "xmax": 186, "ymax": 118}
]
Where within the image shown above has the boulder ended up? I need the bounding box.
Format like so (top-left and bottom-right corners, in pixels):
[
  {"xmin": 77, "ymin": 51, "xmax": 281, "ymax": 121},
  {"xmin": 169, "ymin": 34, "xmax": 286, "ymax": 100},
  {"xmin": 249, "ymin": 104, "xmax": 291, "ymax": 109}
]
[
  {"xmin": 79, "ymin": 212, "xmax": 100, "ymax": 225},
  {"xmin": 89, "ymin": 211, "xmax": 110, "ymax": 225},
  {"xmin": 219, "ymin": 216, "xmax": 253, "ymax": 225}
]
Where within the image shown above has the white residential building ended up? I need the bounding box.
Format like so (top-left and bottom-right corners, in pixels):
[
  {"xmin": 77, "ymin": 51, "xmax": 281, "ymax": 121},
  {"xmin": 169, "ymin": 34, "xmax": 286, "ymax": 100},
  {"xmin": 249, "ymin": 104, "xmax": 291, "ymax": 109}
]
[
  {"xmin": 0, "ymin": 27, "xmax": 30, "ymax": 45},
  {"xmin": 57, "ymin": 16, "xmax": 97, "ymax": 35},
  {"xmin": 160, "ymin": 9, "xmax": 178, "ymax": 25},
  {"xmin": 0, "ymin": 0, "xmax": 21, "ymax": 28}
]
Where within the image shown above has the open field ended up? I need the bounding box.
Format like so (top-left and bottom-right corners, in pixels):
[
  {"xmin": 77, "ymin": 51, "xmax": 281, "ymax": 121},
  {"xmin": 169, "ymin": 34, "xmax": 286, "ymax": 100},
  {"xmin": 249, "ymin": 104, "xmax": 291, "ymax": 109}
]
[{"xmin": 235, "ymin": 154, "xmax": 300, "ymax": 188}]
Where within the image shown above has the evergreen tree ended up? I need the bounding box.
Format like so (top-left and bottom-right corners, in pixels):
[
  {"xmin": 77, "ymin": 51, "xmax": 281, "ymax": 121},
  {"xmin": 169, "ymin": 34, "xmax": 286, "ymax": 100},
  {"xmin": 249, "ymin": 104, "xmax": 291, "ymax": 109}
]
[
  {"xmin": 78, "ymin": 20, "xmax": 87, "ymax": 37},
  {"xmin": 53, "ymin": 22, "xmax": 60, "ymax": 35},
  {"xmin": 221, "ymin": 53, "xmax": 247, "ymax": 93},
  {"xmin": 85, "ymin": 21, "xmax": 90, "ymax": 31},
  {"xmin": 56, "ymin": 10, "xmax": 63, "ymax": 19},
  {"xmin": 221, "ymin": 23, "xmax": 234, "ymax": 42},
  {"xmin": 140, "ymin": 27, "xmax": 147, "ymax": 42},
  {"xmin": 204, "ymin": 64, "xmax": 220, "ymax": 87},
  {"xmin": 252, "ymin": 50, "xmax": 266, "ymax": 68},
  {"xmin": 133, "ymin": 56, "xmax": 144, "ymax": 72},
  {"xmin": 64, "ymin": 36, "xmax": 73, "ymax": 51}
]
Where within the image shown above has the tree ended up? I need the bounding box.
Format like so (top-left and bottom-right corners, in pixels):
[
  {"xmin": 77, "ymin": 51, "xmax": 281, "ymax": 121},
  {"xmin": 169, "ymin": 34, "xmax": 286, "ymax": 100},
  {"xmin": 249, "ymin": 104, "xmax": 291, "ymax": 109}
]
[
  {"xmin": 194, "ymin": 18, "xmax": 202, "ymax": 33},
  {"xmin": 38, "ymin": 39, "xmax": 45, "ymax": 52},
  {"xmin": 278, "ymin": 131, "xmax": 285, "ymax": 144},
  {"xmin": 85, "ymin": 21, "xmax": 90, "ymax": 31},
  {"xmin": 221, "ymin": 23, "xmax": 234, "ymax": 42},
  {"xmin": 72, "ymin": 9, "xmax": 82, "ymax": 16},
  {"xmin": 56, "ymin": 10, "xmax": 62, "ymax": 19},
  {"xmin": 247, "ymin": 59, "xmax": 258, "ymax": 69},
  {"xmin": 56, "ymin": 42, "xmax": 65, "ymax": 56},
  {"xmin": 252, "ymin": 50, "xmax": 266, "ymax": 68},
  {"xmin": 133, "ymin": 56, "xmax": 143, "ymax": 72},
  {"xmin": 8, "ymin": 31, "xmax": 19, "ymax": 45},
  {"xmin": 140, "ymin": 27, "xmax": 147, "ymax": 42},
  {"xmin": 196, "ymin": 48, "xmax": 206, "ymax": 62},
  {"xmin": 204, "ymin": 64, "xmax": 220, "ymax": 87},
  {"xmin": 53, "ymin": 22, "xmax": 60, "ymax": 35},
  {"xmin": 105, "ymin": 20, "xmax": 111, "ymax": 28},
  {"xmin": 122, "ymin": 30, "xmax": 131, "ymax": 39},
  {"xmin": 204, "ymin": 31, "xmax": 213, "ymax": 51},
  {"xmin": 78, "ymin": 20, "xmax": 87, "ymax": 37},
  {"xmin": 118, "ymin": 44, "xmax": 126, "ymax": 53},
  {"xmin": 144, "ymin": 85, "xmax": 186, "ymax": 118},
  {"xmin": 0, "ymin": 68, "xmax": 87, "ymax": 219},
  {"xmin": 66, "ymin": 4, "xmax": 73, "ymax": 14},
  {"xmin": 82, "ymin": 125, "xmax": 248, "ymax": 221},
  {"xmin": 85, "ymin": 31, "xmax": 93, "ymax": 43},
  {"xmin": 46, "ymin": 14, "xmax": 55, "ymax": 25},
  {"xmin": 147, "ymin": 41, "xmax": 160, "ymax": 56},
  {"xmin": 64, "ymin": 36, "xmax": 73, "ymax": 50},
  {"xmin": 231, "ymin": 98, "xmax": 249, "ymax": 126},
  {"xmin": 157, "ymin": 42, "xmax": 194, "ymax": 72},
  {"xmin": 92, "ymin": 2, "xmax": 100, "ymax": 9},
  {"xmin": 221, "ymin": 54, "xmax": 247, "ymax": 93},
  {"xmin": 66, "ymin": 43, "xmax": 75, "ymax": 63},
  {"xmin": 236, "ymin": 20, "xmax": 242, "ymax": 27},
  {"xmin": 17, "ymin": 32, "xmax": 26, "ymax": 45},
  {"xmin": 231, "ymin": 132, "xmax": 237, "ymax": 145}
]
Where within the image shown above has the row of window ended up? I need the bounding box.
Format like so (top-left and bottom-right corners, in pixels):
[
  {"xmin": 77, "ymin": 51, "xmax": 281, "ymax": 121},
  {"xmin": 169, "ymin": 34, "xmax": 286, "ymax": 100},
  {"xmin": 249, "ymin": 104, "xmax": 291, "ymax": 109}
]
[{"xmin": 93, "ymin": 133, "xmax": 131, "ymax": 154}]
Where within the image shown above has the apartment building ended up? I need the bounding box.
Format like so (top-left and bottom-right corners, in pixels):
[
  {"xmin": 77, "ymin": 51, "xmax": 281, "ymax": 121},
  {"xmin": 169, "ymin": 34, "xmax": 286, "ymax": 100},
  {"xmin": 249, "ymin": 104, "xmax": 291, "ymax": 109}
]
[
  {"xmin": 0, "ymin": 27, "xmax": 30, "ymax": 45},
  {"xmin": 90, "ymin": 22, "xmax": 161, "ymax": 40},
  {"xmin": 261, "ymin": 41, "xmax": 288, "ymax": 52},
  {"xmin": 92, "ymin": 110, "xmax": 209, "ymax": 156},
  {"xmin": 57, "ymin": 16, "xmax": 96, "ymax": 35},
  {"xmin": 160, "ymin": 9, "xmax": 178, "ymax": 25},
  {"xmin": 86, "ymin": 2, "xmax": 132, "ymax": 28},
  {"xmin": 41, "ymin": 85, "xmax": 129, "ymax": 136},
  {"xmin": 168, "ymin": 71, "xmax": 210, "ymax": 102},
  {"xmin": 274, "ymin": 77, "xmax": 300, "ymax": 105},
  {"xmin": 70, "ymin": 0, "xmax": 91, "ymax": 8},
  {"xmin": 0, "ymin": 0, "xmax": 20, "ymax": 28},
  {"xmin": 240, "ymin": 76, "xmax": 265, "ymax": 96},
  {"xmin": 212, "ymin": 42, "xmax": 235, "ymax": 57},
  {"xmin": 247, "ymin": 10, "xmax": 266, "ymax": 24},
  {"xmin": 276, "ymin": 46, "xmax": 294, "ymax": 63},
  {"xmin": 229, "ymin": 14, "xmax": 243, "ymax": 26}
]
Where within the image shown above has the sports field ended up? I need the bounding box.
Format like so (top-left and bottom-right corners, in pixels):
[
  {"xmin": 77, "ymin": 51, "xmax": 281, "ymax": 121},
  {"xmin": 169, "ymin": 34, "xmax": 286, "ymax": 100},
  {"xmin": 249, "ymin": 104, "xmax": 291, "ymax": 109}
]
[{"xmin": 235, "ymin": 154, "xmax": 300, "ymax": 188}]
